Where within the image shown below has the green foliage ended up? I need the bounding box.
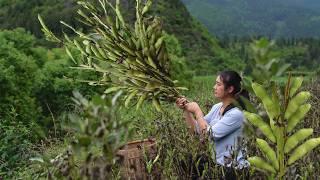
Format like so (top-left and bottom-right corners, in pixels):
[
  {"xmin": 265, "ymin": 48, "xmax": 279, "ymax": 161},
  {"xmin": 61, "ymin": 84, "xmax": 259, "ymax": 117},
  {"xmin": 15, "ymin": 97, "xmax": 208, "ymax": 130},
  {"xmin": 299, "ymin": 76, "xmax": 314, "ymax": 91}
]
[
  {"xmin": 284, "ymin": 128, "xmax": 313, "ymax": 153},
  {"xmin": 0, "ymin": 28, "xmax": 44, "ymax": 174},
  {"xmin": 35, "ymin": 47, "xmax": 104, "ymax": 118},
  {"xmin": 246, "ymin": 77, "xmax": 320, "ymax": 179},
  {"xmin": 249, "ymin": 38, "xmax": 291, "ymax": 85},
  {"xmin": 0, "ymin": 0, "xmax": 84, "ymax": 38},
  {"xmin": 0, "ymin": 28, "xmax": 103, "ymax": 176},
  {"xmin": 164, "ymin": 33, "xmax": 194, "ymax": 86},
  {"xmin": 0, "ymin": 116, "xmax": 33, "ymax": 176},
  {"xmin": 30, "ymin": 91, "xmax": 132, "ymax": 179},
  {"xmin": 0, "ymin": 29, "xmax": 41, "ymax": 123},
  {"xmin": 220, "ymin": 37, "xmax": 320, "ymax": 73}
]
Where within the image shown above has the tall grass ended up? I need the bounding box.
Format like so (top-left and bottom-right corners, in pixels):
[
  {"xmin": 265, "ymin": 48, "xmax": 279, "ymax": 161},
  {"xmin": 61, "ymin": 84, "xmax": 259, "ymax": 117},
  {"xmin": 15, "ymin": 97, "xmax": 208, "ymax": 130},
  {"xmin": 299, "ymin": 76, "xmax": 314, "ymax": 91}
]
[{"xmin": 16, "ymin": 75, "xmax": 320, "ymax": 179}]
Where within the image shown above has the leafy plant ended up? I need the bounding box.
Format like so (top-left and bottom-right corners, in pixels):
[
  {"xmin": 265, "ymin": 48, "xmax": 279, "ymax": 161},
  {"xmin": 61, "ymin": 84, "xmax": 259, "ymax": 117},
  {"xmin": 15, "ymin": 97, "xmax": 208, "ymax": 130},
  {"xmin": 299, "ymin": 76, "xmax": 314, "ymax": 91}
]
[
  {"xmin": 245, "ymin": 76, "xmax": 320, "ymax": 179},
  {"xmin": 30, "ymin": 91, "xmax": 132, "ymax": 179},
  {"xmin": 38, "ymin": 0, "xmax": 188, "ymax": 112},
  {"xmin": 243, "ymin": 38, "xmax": 291, "ymax": 90}
]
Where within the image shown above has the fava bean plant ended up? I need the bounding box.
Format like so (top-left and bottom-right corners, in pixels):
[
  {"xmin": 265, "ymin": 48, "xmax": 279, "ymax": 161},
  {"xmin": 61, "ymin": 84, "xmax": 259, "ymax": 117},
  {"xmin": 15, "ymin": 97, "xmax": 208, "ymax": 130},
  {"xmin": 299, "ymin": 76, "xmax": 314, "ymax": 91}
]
[{"xmin": 245, "ymin": 76, "xmax": 320, "ymax": 179}]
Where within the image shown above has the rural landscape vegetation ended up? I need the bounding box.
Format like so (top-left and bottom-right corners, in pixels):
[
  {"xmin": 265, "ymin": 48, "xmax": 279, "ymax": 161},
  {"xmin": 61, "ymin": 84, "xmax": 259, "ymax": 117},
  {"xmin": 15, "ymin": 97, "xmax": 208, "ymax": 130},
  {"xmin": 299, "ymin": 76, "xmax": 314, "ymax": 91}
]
[{"xmin": 0, "ymin": 0, "xmax": 320, "ymax": 179}]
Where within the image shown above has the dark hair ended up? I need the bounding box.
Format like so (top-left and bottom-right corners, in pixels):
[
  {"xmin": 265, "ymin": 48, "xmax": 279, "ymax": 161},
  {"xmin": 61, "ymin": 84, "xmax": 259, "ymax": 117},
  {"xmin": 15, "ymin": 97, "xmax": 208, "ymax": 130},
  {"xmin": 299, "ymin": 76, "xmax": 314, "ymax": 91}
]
[{"xmin": 218, "ymin": 70, "xmax": 249, "ymax": 110}]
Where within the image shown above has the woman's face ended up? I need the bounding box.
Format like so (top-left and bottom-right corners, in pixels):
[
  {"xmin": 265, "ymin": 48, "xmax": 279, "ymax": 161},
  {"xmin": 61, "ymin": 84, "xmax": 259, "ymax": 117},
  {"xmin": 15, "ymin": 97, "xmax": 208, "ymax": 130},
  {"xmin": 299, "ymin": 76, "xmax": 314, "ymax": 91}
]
[{"xmin": 213, "ymin": 76, "xmax": 233, "ymax": 99}]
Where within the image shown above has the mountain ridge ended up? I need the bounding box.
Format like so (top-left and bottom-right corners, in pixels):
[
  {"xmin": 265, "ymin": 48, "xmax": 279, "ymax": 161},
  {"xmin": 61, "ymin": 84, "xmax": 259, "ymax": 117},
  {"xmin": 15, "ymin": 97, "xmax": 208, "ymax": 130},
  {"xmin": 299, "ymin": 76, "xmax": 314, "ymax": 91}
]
[{"xmin": 181, "ymin": 0, "xmax": 320, "ymax": 37}]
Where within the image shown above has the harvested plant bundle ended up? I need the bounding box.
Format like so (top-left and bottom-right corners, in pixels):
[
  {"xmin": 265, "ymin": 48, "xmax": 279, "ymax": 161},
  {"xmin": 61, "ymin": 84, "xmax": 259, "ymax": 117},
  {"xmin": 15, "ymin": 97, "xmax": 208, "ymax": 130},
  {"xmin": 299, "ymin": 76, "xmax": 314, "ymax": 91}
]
[{"xmin": 38, "ymin": 0, "xmax": 187, "ymax": 111}]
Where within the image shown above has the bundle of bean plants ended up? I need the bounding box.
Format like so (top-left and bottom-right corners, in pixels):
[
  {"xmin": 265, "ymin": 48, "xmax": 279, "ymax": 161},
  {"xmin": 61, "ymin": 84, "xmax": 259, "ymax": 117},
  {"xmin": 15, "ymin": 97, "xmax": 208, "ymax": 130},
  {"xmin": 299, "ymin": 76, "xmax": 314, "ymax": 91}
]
[{"xmin": 38, "ymin": 0, "xmax": 187, "ymax": 112}]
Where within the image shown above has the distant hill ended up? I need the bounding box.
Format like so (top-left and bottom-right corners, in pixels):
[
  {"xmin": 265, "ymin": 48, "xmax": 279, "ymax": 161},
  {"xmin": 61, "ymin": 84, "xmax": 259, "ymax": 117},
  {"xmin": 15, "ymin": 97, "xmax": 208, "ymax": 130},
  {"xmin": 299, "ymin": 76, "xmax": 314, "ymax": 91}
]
[
  {"xmin": 281, "ymin": 0, "xmax": 320, "ymax": 10},
  {"xmin": 181, "ymin": 0, "xmax": 320, "ymax": 37}
]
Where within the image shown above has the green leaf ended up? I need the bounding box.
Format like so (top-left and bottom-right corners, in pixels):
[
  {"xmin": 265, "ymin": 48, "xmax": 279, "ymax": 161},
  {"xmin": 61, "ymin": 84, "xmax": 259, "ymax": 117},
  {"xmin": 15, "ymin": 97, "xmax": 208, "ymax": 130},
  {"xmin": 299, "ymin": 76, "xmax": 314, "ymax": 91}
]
[
  {"xmin": 115, "ymin": 0, "xmax": 126, "ymax": 27},
  {"xmin": 136, "ymin": 93, "xmax": 148, "ymax": 110},
  {"xmin": 152, "ymin": 97, "xmax": 162, "ymax": 112},
  {"xmin": 29, "ymin": 157, "xmax": 44, "ymax": 163},
  {"xmin": 78, "ymin": 135, "xmax": 91, "ymax": 147},
  {"xmin": 65, "ymin": 46, "xmax": 77, "ymax": 64},
  {"xmin": 125, "ymin": 90, "xmax": 139, "ymax": 107},
  {"xmin": 276, "ymin": 63, "xmax": 291, "ymax": 76},
  {"xmin": 38, "ymin": 14, "xmax": 61, "ymax": 42},
  {"xmin": 104, "ymin": 87, "xmax": 122, "ymax": 94},
  {"xmin": 175, "ymin": 87, "xmax": 189, "ymax": 91},
  {"xmin": 142, "ymin": 0, "xmax": 153, "ymax": 15}
]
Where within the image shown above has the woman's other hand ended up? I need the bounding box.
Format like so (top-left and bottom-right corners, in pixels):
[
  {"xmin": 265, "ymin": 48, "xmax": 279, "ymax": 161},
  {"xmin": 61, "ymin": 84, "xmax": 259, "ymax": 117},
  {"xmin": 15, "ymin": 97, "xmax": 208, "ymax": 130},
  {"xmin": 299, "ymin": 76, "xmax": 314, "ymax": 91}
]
[{"xmin": 176, "ymin": 97, "xmax": 188, "ymax": 109}]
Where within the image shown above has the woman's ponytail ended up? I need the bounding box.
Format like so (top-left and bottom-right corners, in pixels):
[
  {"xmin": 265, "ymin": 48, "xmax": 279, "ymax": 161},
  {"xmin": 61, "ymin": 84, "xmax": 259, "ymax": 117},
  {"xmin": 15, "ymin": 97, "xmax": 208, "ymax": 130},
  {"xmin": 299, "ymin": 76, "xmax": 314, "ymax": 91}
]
[{"xmin": 235, "ymin": 88, "xmax": 250, "ymax": 110}]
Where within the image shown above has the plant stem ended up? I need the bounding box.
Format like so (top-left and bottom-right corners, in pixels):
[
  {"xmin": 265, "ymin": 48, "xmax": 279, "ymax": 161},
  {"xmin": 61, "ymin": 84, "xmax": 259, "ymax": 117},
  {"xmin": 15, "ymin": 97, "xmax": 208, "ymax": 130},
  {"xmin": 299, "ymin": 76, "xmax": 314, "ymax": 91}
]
[{"xmin": 277, "ymin": 126, "xmax": 285, "ymax": 179}]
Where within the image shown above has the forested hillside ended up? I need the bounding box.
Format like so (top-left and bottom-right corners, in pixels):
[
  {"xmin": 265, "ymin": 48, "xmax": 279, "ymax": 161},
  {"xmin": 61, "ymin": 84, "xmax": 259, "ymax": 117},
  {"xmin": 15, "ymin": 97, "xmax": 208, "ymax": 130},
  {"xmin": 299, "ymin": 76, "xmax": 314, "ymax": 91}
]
[
  {"xmin": 182, "ymin": 0, "xmax": 320, "ymax": 37},
  {"xmin": 0, "ymin": 0, "xmax": 82, "ymax": 37},
  {"xmin": 0, "ymin": 0, "xmax": 241, "ymax": 74}
]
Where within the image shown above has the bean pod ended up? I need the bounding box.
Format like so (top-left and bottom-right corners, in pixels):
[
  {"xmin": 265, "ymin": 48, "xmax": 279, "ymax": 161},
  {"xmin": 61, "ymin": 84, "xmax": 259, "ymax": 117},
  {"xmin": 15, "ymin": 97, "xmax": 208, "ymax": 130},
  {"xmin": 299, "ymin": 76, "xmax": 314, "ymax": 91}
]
[
  {"xmin": 285, "ymin": 91, "xmax": 311, "ymax": 120},
  {"xmin": 288, "ymin": 137, "xmax": 320, "ymax": 165},
  {"xmin": 252, "ymin": 83, "xmax": 280, "ymax": 119},
  {"xmin": 284, "ymin": 128, "xmax": 313, "ymax": 153},
  {"xmin": 289, "ymin": 77, "xmax": 303, "ymax": 97},
  {"xmin": 248, "ymin": 156, "xmax": 276, "ymax": 174},
  {"xmin": 287, "ymin": 104, "xmax": 311, "ymax": 132},
  {"xmin": 244, "ymin": 112, "xmax": 276, "ymax": 143},
  {"xmin": 256, "ymin": 138, "xmax": 279, "ymax": 170}
]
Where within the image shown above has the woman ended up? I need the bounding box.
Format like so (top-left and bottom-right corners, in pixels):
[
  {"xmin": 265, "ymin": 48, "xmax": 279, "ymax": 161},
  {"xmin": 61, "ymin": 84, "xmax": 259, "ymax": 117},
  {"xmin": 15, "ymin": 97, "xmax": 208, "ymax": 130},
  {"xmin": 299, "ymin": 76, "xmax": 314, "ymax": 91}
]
[{"xmin": 176, "ymin": 70, "xmax": 249, "ymax": 178}]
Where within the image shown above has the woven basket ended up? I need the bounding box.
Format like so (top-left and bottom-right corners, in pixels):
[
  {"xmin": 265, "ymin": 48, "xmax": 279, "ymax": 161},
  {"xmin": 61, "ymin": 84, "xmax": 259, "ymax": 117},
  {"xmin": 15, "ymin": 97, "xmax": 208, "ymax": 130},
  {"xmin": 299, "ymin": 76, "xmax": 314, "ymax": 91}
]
[{"xmin": 117, "ymin": 138, "xmax": 158, "ymax": 179}]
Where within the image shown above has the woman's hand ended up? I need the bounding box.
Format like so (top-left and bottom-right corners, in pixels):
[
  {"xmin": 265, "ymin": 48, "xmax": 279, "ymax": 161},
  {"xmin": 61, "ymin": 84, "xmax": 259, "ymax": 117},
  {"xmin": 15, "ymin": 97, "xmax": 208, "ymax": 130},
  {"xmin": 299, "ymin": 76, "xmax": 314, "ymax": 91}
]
[
  {"xmin": 175, "ymin": 97, "xmax": 188, "ymax": 109},
  {"xmin": 185, "ymin": 102, "xmax": 205, "ymax": 120},
  {"xmin": 184, "ymin": 102, "xmax": 201, "ymax": 114},
  {"xmin": 176, "ymin": 98, "xmax": 204, "ymax": 119}
]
